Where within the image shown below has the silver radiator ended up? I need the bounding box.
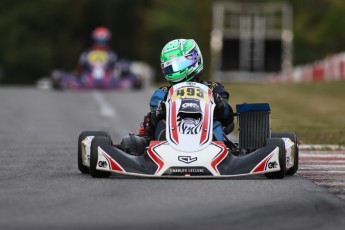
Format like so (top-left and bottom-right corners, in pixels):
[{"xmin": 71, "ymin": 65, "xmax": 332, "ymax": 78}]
[{"xmin": 236, "ymin": 104, "xmax": 271, "ymax": 152}]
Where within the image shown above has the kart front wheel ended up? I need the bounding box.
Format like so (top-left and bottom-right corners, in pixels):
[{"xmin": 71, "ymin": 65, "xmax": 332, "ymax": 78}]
[
  {"xmin": 265, "ymin": 138, "xmax": 286, "ymax": 179},
  {"xmin": 78, "ymin": 131, "xmax": 110, "ymax": 174},
  {"xmin": 90, "ymin": 136, "xmax": 112, "ymax": 178},
  {"xmin": 272, "ymin": 132, "xmax": 299, "ymax": 176}
]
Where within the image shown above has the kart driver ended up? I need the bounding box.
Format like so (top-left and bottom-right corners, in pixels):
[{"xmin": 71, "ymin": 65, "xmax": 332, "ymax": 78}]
[
  {"xmin": 75, "ymin": 26, "xmax": 118, "ymax": 77},
  {"xmin": 142, "ymin": 39, "xmax": 234, "ymax": 141}
]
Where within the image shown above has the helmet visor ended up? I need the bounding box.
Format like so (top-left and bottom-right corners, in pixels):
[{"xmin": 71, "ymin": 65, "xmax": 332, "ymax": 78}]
[{"xmin": 162, "ymin": 52, "xmax": 198, "ymax": 75}]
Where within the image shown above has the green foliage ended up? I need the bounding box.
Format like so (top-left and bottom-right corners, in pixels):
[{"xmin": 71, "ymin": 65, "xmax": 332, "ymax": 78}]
[
  {"xmin": 140, "ymin": 0, "xmax": 212, "ymax": 81},
  {"xmin": 0, "ymin": 0, "xmax": 87, "ymax": 83},
  {"xmin": 0, "ymin": 0, "xmax": 150, "ymax": 84},
  {"xmin": 0, "ymin": 0, "xmax": 212, "ymax": 84},
  {"xmin": 2, "ymin": 0, "xmax": 345, "ymax": 84},
  {"xmin": 291, "ymin": 0, "xmax": 345, "ymax": 64}
]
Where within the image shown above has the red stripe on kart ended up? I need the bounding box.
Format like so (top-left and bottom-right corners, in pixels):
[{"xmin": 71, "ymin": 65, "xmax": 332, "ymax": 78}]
[
  {"xmin": 199, "ymin": 102, "xmax": 209, "ymax": 144},
  {"xmin": 102, "ymin": 152, "xmax": 125, "ymax": 172},
  {"xmin": 168, "ymin": 87, "xmax": 174, "ymax": 97},
  {"xmin": 147, "ymin": 141, "xmax": 166, "ymax": 175},
  {"xmin": 170, "ymin": 100, "xmax": 179, "ymax": 144},
  {"xmin": 211, "ymin": 142, "xmax": 228, "ymax": 175},
  {"xmin": 251, "ymin": 152, "xmax": 274, "ymax": 173},
  {"xmin": 200, "ymin": 89, "xmax": 213, "ymax": 145}
]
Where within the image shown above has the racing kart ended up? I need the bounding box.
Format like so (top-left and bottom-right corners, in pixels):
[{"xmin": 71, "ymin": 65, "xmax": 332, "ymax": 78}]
[
  {"xmin": 78, "ymin": 82, "xmax": 299, "ymax": 179},
  {"xmin": 51, "ymin": 52, "xmax": 142, "ymax": 90}
]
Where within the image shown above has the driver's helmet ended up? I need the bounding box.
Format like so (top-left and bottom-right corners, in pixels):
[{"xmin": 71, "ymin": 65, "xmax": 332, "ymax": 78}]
[
  {"xmin": 160, "ymin": 39, "xmax": 203, "ymax": 85},
  {"xmin": 92, "ymin": 27, "xmax": 111, "ymax": 45}
]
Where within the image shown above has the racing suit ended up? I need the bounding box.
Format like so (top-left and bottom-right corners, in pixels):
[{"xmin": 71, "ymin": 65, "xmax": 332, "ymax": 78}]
[
  {"xmin": 148, "ymin": 81, "xmax": 234, "ymax": 141},
  {"xmin": 75, "ymin": 44, "xmax": 118, "ymax": 77}
]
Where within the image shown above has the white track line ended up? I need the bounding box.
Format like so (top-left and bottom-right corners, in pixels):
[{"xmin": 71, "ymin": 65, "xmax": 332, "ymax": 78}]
[
  {"xmin": 92, "ymin": 91, "xmax": 129, "ymax": 136},
  {"xmin": 92, "ymin": 91, "xmax": 115, "ymax": 118}
]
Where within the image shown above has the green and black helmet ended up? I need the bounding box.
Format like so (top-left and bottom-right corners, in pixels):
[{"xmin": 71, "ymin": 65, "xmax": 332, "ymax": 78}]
[{"xmin": 160, "ymin": 39, "xmax": 203, "ymax": 85}]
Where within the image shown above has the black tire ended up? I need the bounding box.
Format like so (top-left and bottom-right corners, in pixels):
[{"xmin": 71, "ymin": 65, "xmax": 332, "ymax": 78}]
[
  {"xmin": 52, "ymin": 80, "xmax": 62, "ymax": 90},
  {"xmin": 78, "ymin": 131, "xmax": 110, "ymax": 174},
  {"xmin": 272, "ymin": 132, "xmax": 299, "ymax": 176},
  {"xmin": 265, "ymin": 138, "xmax": 286, "ymax": 179},
  {"xmin": 132, "ymin": 76, "xmax": 143, "ymax": 90},
  {"xmin": 90, "ymin": 136, "xmax": 112, "ymax": 178}
]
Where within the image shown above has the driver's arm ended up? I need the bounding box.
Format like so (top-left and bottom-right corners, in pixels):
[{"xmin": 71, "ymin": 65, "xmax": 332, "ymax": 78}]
[{"xmin": 209, "ymin": 82, "xmax": 234, "ymax": 126}]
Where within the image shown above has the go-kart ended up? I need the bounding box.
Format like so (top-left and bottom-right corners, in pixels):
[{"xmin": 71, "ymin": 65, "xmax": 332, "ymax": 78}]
[
  {"xmin": 78, "ymin": 82, "xmax": 298, "ymax": 178},
  {"xmin": 51, "ymin": 51, "xmax": 142, "ymax": 90}
]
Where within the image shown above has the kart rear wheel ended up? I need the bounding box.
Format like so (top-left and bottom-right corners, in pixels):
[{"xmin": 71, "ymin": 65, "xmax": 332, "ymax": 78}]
[
  {"xmin": 78, "ymin": 131, "xmax": 110, "ymax": 174},
  {"xmin": 272, "ymin": 132, "xmax": 299, "ymax": 176},
  {"xmin": 90, "ymin": 136, "xmax": 112, "ymax": 178},
  {"xmin": 265, "ymin": 138, "xmax": 286, "ymax": 179},
  {"xmin": 132, "ymin": 76, "xmax": 143, "ymax": 90},
  {"xmin": 52, "ymin": 80, "xmax": 63, "ymax": 90}
]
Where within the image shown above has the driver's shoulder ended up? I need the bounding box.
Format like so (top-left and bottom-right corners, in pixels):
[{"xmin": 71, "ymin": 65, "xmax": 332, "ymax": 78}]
[
  {"xmin": 150, "ymin": 86, "xmax": 170, "ymax": 107},
  {"xmin": 151, "ymin": 86, "xmax": 169, "ymax": 99},
  {"xmin": 203, "ymin": 81, "xmax": 229, "ymax": 98},
  {"xmin": 158, "ymin": 86, "xmax": 170, "ymax": 92},
  {"xmin": 203, "ymin": 81, "xmax": 225, "ymax": 90}
]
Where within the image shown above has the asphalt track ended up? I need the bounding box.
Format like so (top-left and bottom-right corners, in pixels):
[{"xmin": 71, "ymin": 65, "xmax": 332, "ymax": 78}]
[{"xmin": 1, "ymin": 87, "xmax": 345, "ymax": 230}]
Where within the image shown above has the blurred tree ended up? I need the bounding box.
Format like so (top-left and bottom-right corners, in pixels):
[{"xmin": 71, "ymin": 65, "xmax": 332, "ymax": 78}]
[
  {"xmin": 2, "ymin": 0, "xmax": 345, "ymax": 84},
  {"xmin": 0, "ymin": 0, "xmax": 87, "ymax": 84},
  {"xmin": 140, "ymin": 0, "xmax": 212, "ymax": 82},
  {"xmin": 0, "ymin": 0, "xmax": 150, "ymax": 84},
  {"xmin": 83, "ymin": 0, "xmax": 150, "ymax": 60},
  {"xmin": 291, "ymin": 0, "xmax": 345, "ymax": 64}
]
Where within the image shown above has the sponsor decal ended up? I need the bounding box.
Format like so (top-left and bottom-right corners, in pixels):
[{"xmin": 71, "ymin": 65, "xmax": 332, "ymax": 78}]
[
  {"xmin": 98, "ymin": 161, "xmax": 108, "ymax": 168},
  {"xmin": 286, "ymin": 157, "xmax": 291, "ymax": 167},
  {"xmin": 172, "ymin": 86, "xmax": 208, "ymax": 101},
  {"xmin": 170, "ymin": 168, "xmax": 204, "ymax": 173},
  {"xmin": 177, "ymin": 98, "xmax": 202, "ymax": 135},
  {"xmin": 267, "ymin": 161, "xmax": 278, "ymax": 169},
  {"xmin": 163, "ymin": 167, "xmax": 212, "ymax": 176},
  {"xmin": 251, "ymin": 153, "xmax": 274, "ymax": 173},
  {"xmin": 178, "ymin": 156, "xmax": 197, "ymax": 164},
  {"xmin": 181, "ymin": 102, "xmax": 200, "ymax": 110}
]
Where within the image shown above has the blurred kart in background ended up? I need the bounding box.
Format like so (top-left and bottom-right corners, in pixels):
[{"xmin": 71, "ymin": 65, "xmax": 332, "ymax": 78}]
[
  {"xmin": 51, "ymin": 56, "xmax": 143, "ymax": 90},
  {"xmin": 78, "ymin": 82, "xmax": 299, "ymax": 179}
]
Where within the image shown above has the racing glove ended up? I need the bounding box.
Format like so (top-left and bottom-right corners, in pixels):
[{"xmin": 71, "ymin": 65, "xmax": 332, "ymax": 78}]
[
  {"xmin": 214, "ymin": 93, "xmax": 224, "ymax": 110},
  {"xmin": 214, "ymin": 93, "xmax": 226, "ymax": 120}
]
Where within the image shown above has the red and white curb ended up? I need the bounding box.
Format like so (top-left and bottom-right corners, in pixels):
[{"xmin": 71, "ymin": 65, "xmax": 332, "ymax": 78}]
[
  {"xmin": 300, "ymin": 144, "xmax": 345, "ymax": 151},
  {"xmin": 298, "ymin": 148, "xmax": 345, "ymax": 200}
]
